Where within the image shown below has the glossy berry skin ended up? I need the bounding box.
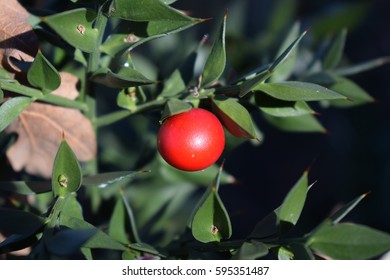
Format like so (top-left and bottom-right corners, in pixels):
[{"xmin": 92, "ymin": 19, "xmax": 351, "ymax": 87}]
[{"xmin": 157, "ymin": 108, "xmax": 225, "ymax": 171}]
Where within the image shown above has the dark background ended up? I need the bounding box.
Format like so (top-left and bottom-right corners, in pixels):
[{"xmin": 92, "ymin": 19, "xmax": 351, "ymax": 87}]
[{"xmin": 171, "ymin": 0, "xmax": 390, "ymax": 238}]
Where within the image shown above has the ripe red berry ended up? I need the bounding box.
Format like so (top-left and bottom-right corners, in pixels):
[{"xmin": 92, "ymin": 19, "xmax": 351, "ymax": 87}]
[{"xmin": 157, "ymin": 108, "xmax": 225, "ymax": 171}]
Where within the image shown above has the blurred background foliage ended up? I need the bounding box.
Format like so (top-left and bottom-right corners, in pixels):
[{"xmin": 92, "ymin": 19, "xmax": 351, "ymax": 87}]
[{"xmin": 2, "ymin": 0, "xmax": 390, "ymax": 253}]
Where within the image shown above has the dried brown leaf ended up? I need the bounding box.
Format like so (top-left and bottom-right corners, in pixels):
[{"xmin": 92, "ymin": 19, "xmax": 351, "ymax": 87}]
[
  {"xmin": 0, "ymin": 0, "xmax": 39, "ymax": 72},
  {"xmin": 5, "ymin": 72, "xmax": 96, "ymax": 178}
]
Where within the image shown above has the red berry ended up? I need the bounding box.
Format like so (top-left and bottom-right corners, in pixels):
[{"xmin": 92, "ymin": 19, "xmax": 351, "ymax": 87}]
[{"xmin": 157, "ymin": 108, "xmax": 225, "ymax": 171}]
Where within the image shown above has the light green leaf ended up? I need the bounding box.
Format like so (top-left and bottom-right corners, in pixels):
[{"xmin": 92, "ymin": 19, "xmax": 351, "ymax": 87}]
[
  {"xmin": 323, "ymin": 28, "xmax": 347, "ymax": 70},
  {"xmin": 201, "ymin": 13, "xmax": 227, "ymax": 86},
  {"xmin": 232, "ymin": 240, "xmax": 269, "ymax": 260},
  {"xmin": 263, "ymin": 113, "xmax": 326, "ymax": 133},
  {"xmin": 329, "ymin": 192, "xmax": 369, "ymax": 224},
  {"xmin": 307, "ymin": 221, "xmax": 390, "ymax": 259},
  {"xmin": 159, "ymin": 98, "xmax": 192, "ymax": 123},
  {"xmin": 278, "ymin": 246, "xmax": 294, "ymax": 260},
  {"xmin": 212, "ymin": 97, "xmax": 258, "ymax": 140},
  {"xmin": 0, "ymin": 97, "xmax": 33, "ymax": 133},
  {"xmin": 254, "ymin": 81, "xmax": 345, "ymax": 101},
  {"xmin": 109, "ymin": 195, "xmax": 130, "ymax": 244},
  {"xmin": 270, "ymin": 22, "xmax": 300, "ymax": 82},
  {"xmin": 91, "ymin": 67, "xmax": 154, "ymax": 88},
  {"xmin": 27, "ymin": 50, "xmax": 61, "ymax": 94},
  {"xmin": 159, "ymin": 69, "xmax": 187, "ymax": 98},
  {"xmin": 304, "ymin": 72, "xmax": 374, "ymax": 107},
  {"xmin": 52, "ymin": 139, "xmax": 82, "ymax": 197},
  {"xmin": 43, "ymin": 8, "xmax": 99, "ymax": 53},
  {"xmin": 191, "ymin": 166, "xmax": 232, "ymax": 243}
]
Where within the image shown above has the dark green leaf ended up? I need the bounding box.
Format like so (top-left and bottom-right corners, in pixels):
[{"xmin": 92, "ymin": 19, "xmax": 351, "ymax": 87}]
[
  {"xmin": 0, "ymin": 181, "xmax": 51, "ymax": 195},
  {"xmin": 323, "ymin": 28, "xmax": 347, "ymax": 70},
  {"xmin": 27, "ymin": 50, "xmax": 61, "ymax": 94},
  {"xmin": 159, "ymin": 98, "xmax": 192, "ymax": 123},
  {"xmin": 212, "ymin": 97, "xmax": 258, "ymax": 140},
  {"xmin": 270, "ymin": 22, "xmax": 300, "ymax": 82},
  {"xmin": 43, "ymin": 8, "xmax": 99, "ymax": 53},
  {"xmin": 201, "ymin": 13, "xmax": 227, "ymax": 86},
  {"xmin": 275, "ymin": 171, "xmax": 309, "ymax": 235},
  {"xmin": 108, "ymin": 195, "xmax": 130, "ymax": 244},
  {"xmin": 91, "ymin": 67, "xmax": 154, "ymax": 88},
  {"xmin": 129, "ymin": 243, "xmax": 162, "ymax": 257},
  {"xmin": 0, "ymin": 89, "xmax": 3, "ymax": 102},
  {"xmin": 61, "ymin": 194, "xmax": 84, "ymax": 220},
  {"xmin": 254, "ymin": 81, "xmax": 345, "ymax": 101},
  {"xmin": 60, "ymin": 215, "xmax": 125, "ymax": 251},
  {"xmin": 269, "ymin": 29, "xmax": 307, "ymax": 73},
  {"xmin": 191, "ymin": 166, "xmax": 232, "ymax": 243},
  {"xmin": 122, "ymin": 250, "xmax": 137, "ymax": 260},
  {"xmin": 288, "ymin": 243, "xmax": 315, "ymax": 260},
  {"xmin": 255, "ymin": 94, "xmax": 315, "ymax": 117},
  {"xmin": 0, "ymin": 231, "xmax": 38, "ymax": 254},
  {"xmin": 0, "ymin": 97, "xmax": 33, "ymax": 133},
  {"xmin": 109, "ymin": 0, "xmax": 195, "ymax": 22},
  {"xmin": 263, "ymin": 112, "xmax": 326, "ymax": 133},
  {"xmin": 249, "ymin": 211, "xmax": 279, "ymax": 241},
  {"xmin": 330, "ymin": 192, "xmax": 369, "ymax": 224},
  {"xmin": 232, "ymin": 240, "xmax": 269, "ymax": 260},
  {"xmin": 83, "ymin": 170, "xmax": 147, "ymax": 187},
  {"xmin": 52, "ymin": 138, "xmax": 82, "ymax": 197},
  {"xmin": 0, "ymin": 208, "xmax": 45, "ymax": 234},
  {"xmin": 307, "ymin": 221, "xmax": 390, "ymax": 259},
  {"xmin": 46, "ymin": 228, "xmax": 97, "ymax": 256}
]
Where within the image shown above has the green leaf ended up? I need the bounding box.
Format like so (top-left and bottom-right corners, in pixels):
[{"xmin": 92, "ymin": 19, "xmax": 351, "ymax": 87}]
[
  {"xmin": 52, "ymin": 138, "xmax": 82, "ymax": 197},
  {"xmin": 158, "ymin": 154, "xmax": 236, "ymax": 186},
  {"xmin": 255, "ymin": 94, "xmax": 315, "ymax": 117},
  {"xmin": 108, "ymin": 195, "xmax": 130, "ymax": 244},
  {"xmin": 305, "ymin": 72, "xmax": 374, "ymax": 107},
  {"xmin": 0, "ymin": 208, "xmax": 45, "ymax": 234},
  {"xmin": 263, "ymin": 112, "xmax": 326, "ymax": 133},
  {"xmin": 91, "ymin": 67, "xmax": 154, "ymax": 88},
  {"xmin": 60, "ymin": 215, "xmax": 125, "ymax": 251},
  {"xmin": 83, "ymin": 170, "xmax": 147, "ymax": 188},
  {"xmin": 191, "ymin": 166, "xmax": 232, "ymax": 243},
  {"xmin": 101, "ymin": 20, "xmax": 200, "ymax": 57},
  {"xmin": 307, "ymin": 221, "xmax": 390, "ymax": 259},
  {"xmin": 323, "ymin": 28, "xmax": 347, "ymax": 70},
  {"xmin": 0, "ymin": 89, "xmax": 3, "ymax": 102},
  {"xmin": 27, "ymin": 50, "xmax": 61, "ymax": 94},
  {"xmin": 109, "ymin": 0, "xmax": 195, "ymax": 22},
  {"xmin": 159, "ymin": 98, "xmax": 192, "ymax": 123},
  {"xmin": 46, "ymin": 228, "xmax": 97, "ymax": 256},
  {"xmin": 270, "ymin": 22, "xmax": 300, "ymax": 82},
  {"xmin": 249, "ymin": 211, "xmax": 279, "ymax": 241},
  {"xmin": 159, "ymin": 69, "xmax": 187, "ymax": 98},
  {"xmin": 329, "ymin": 192, "xmax": 369, "ymax": 224},
  {"xmin": 232, "ymin": 240, "xmax": 269, "ymax": 260},
  {"xmin": 277, "ymin": 246, "xmax": 294, "ymax": 260},
  {"xmin": 61, "ymin": 193, "xmax": 84, "ymax": 220},
  {"xmin": 254, "ymin": 81, "xmax": 345, "ymax": 101},
  {"xmin": 0, "ymin": 181, "xmax": 51, "ymax": 195},
  {"xmin": 117, "ymin": 88, "xmax": 138, "ymax": 111},
  {"xmin": 0, "ymin": 97, "xmax": 33, "ymax": 133},
  {"xmin": 0, "ymin": 82, "xmax": 87, "ymax": 111},
  {"xmin": 43, "ymin": 8, "xmax": 99, "ymax": 53},
  {"xmin": 201, "ymin": 13, "xmax": 227, "ymax": 86},
  {"xmin": 269, "ymin": 29, "xmax": 307, "ymax": 73},
  {"xmin": 276, "ymin": 171, "xmax": 309, "ymax": 235},
  {"xmin": 334, "ymin": 56, "xmax": 390, "ymax": 76},
  {"xmin": 212, "ymin": 97, "xmax": 258, "ymax": 140}
]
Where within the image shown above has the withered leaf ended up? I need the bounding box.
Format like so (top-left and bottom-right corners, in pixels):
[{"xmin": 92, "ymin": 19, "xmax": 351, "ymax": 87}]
[
  {"xmin": 6, "ymin": 72, "xmax": 96, "ymax": 178},
  {"xmin": 0, "ymin": 0, "xmax": 39, "ymax": 72}
]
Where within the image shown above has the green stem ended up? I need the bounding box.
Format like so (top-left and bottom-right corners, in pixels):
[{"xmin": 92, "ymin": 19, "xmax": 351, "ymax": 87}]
[{"xmin": 94, "ymin": 98, "xmax": 167, "ymax": 128}]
